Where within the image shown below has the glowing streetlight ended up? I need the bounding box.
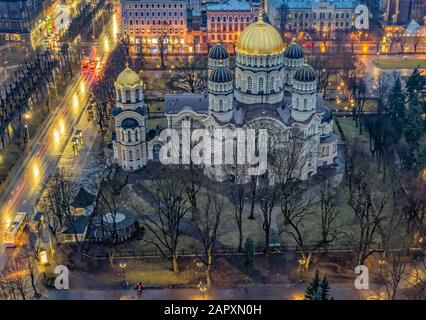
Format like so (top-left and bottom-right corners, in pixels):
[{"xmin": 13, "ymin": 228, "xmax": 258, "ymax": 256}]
[
  {"xmin": 59, "ymin": 119, "xmax": 66, "ymax": 135},
  {"xmin": 197, "ymin": 280, "xmax": 207, "ymax": 300},
  {"xmin": 53, "ymin": 129, "xmax": 60, "ymax": 145},
  {"xmin": 104, "ymin": 38, "xmax": 110, "ymax": 52},
  {"xmin": 39, "ymin": 250, "xmax": 48, "ymax": 265},
  {"xmin": 32, "ymin": 162, "xmax": 41, "ymax": 185},
  {"xmin": 119, "ymin": 262, "xmax": 127, "ymax": 287},
  {"xmin": 298, "ymin": 259, "xmax": 306, "ymax": 281},
  {"xmin": 73, "ymin": 94, "xmax": 79, "ymax": 111},
  {"xmin": 80, "ymin": 81, "xmax": 85, "ymax": 95}
]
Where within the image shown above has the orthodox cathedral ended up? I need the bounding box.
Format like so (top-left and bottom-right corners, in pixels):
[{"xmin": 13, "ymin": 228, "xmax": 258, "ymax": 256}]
[{"xmin": 112, "ymin": 13, "xmax": 338, "ymax": 180}]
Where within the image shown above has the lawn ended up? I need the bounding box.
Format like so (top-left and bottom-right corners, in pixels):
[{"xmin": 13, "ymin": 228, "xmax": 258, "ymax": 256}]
[
  {"xmin": 373, "ymin": 58, "xmax": 426, "ymax": 69},
  {"xmin": 147, "ymin": 118, "xmax": 167, "ymax": 131},
  {"xmin": 326, "ymin": 99, "xmax": 378, "ymax": 112},
  {"xmin": 334, "ymin": 116, "xmax": 370, "ymax": 145}
]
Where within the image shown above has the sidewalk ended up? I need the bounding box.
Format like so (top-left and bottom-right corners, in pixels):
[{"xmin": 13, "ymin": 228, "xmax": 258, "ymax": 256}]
[{"xmin": 48, "ymin": 282, "xmax": 380, "ymax": 300}]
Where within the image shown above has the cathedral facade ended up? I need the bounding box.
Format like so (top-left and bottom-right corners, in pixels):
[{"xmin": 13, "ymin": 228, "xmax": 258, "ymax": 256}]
[{"xmin": 112, "ymin": 14, "xmax": 338, "ymax": 180}]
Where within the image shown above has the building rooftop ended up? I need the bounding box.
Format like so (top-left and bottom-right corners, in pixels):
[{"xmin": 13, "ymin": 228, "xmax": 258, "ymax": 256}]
[
  {"xmin": 268, "ymin": 0, "xmax": 358, "ymax": 9},
  {"xmin": 205, "ymin": 0, "xmax": 254, "ymax": 12}
]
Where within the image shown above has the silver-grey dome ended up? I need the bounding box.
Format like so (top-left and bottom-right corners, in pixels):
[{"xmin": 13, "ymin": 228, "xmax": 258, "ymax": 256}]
[
  {"xmin": 208, "ymin": 43, "xmax": 229, "ymax": 60},
  {"xmin": 209, "ymin": 66, "xmax": 232, "ymax": 83},
  {"xmin": 284, "ymin": 42, "xmax": 304, "ymax": 59},
  {"xmin": 294, "ymin": 64, "xmax": 316, "ymax": 82}
]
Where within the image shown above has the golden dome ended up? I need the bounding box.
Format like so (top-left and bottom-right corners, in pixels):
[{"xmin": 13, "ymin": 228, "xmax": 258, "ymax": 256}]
[
  {"xmin": 236, "ymin": 14, "xmax": 285, "ymax": 56},
  {"xmin": 116, "ymin": 64, "xmax": 141, "ymax": 87}
]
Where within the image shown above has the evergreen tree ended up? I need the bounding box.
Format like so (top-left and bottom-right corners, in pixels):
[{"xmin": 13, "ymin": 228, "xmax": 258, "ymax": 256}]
[
  {"xmin": 243, "ymin": 237, "xmax": 255, "ymax": 274},
  {"xmin": 305, "ymin": 270, "xmax": 321, "ymax": 300},
  {"xmin": 404, "ymin": 100, "xmax": 424, "ymax": 155},
  {"xmin": 406, "ymin": 68, "xmax": 424, "ymax": 101},
  {"xmin": 320, "ymin": 276, "xmax": 331, "ymax": 300},
  {"xmin": 387, "ymin": 78, "xmax": 406, "ymax": 139},
  {"xmin": 305, "ymin": 270, "xmax": 332, "ymax": 300}
]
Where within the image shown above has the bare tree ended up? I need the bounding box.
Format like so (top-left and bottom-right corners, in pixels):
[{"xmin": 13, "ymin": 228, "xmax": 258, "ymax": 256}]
[
  {"xmin": 40, "ymin": 168, "xmax": 83, "ymax": 258},
  {"xmin": 410, "ymin": 35, "xmax": 424, "ymax": 53},
  {"xmin": 257, "ymin": 172, "xmax": 279, "ymax": 255},
  {"xmin": 20, "ymin": 246, "xmax": 41, "ymax": 298},
  {"xmin": 379, "ymin": 250, "xmax": 410, "ymax": 300},
  {"xmin": 317, "ymin": 180, "xmax": 340, "ymax": 253},
  {"xmin": 167, "ymin": 57, "xmax": 207, "ymax": 93},
  {"xmin": 309, "ymin": 54, "xmax": 334, "ymax": 99},
  {"xmin": 157, "ymin": 32, "xmax": 169, "ymax": 69},
  {"xmin": 137, "ymin": 168, "xmax": 191, "ymax": 272},
  {"xmin": 272, "ymin": 137, "xmax": 316, "ymax": 268},
  {"xmin": 224, "ymin": 164, "xmax": 248, "ymax": 252},
  {"xmin": 0, "ymin": 258, "xmax": 31, "ymax": 300},
  {"xmin": 348, "ymin": 156, "xmax": 388, "ymax": 265},
  {"xmin": 193, "ymin": 191, "xmax": 223, "ymax": 287}
]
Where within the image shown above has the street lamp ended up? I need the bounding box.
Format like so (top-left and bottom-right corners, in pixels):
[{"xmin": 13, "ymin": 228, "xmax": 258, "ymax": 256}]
[
  {"xmin": 197, "ymin": 280, "xmax": 207, "ymax": 300},
  {"xmin": 119, "ymin": 262, "xmax": 127, "ymax": 287},
  {"xmin": 378, "ymin": 258, "xmax": 386, "ymax": 275},
  {"xmin": 298, "ymin": 259, "xmax": 306, "ymax": 282}
]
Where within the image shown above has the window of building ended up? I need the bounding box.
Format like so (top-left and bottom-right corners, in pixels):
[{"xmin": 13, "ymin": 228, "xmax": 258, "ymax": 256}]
[
  {"xmin": 247, "ymin": 76, "xmax": 253, "ymax": 92},
  {"xmin": 258, "ymin": 77, "xmax": 264, "ymax": 93}
]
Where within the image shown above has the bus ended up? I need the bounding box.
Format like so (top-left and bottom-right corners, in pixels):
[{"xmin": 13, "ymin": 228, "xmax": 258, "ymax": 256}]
[{"xmin": 3, "ymin": 212, "xmax": 28, "ymax": 248}]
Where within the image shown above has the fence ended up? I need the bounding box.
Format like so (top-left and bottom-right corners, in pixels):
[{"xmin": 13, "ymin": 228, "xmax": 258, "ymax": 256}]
[{"xmin": 83, "ymin": 243, "xmax": 423, "ymax": 260}]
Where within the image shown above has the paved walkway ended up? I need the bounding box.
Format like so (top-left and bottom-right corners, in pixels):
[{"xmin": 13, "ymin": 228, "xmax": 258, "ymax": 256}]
[{"xmin": 48, "ymin": 282, "xmax": 381, "ymax": 300}]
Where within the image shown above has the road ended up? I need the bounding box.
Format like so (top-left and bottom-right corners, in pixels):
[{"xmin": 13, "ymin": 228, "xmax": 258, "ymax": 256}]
[{"xmin": 0, "ymin": 10, "xmax": 119, "ymax": 271}]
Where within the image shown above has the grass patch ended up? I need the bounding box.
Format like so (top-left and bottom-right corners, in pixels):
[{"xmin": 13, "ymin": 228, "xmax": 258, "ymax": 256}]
[
  {"xmin": 334, "ymin": 117, "xmax": 369, "ymax": 145},
  {"xmin": 373, "ymin": 58, "xmax": 426, "ymax": 69},
  {"xmin": 327, "ymin": 99, "xmax": 378, "ymax": 112},
  {"xmin": 147, "ymin": 118, "xmax": 167, "ymax": 131},
  {"xmin": 148, "ymin": 100, "xmax": 164, "ymax": 112}
]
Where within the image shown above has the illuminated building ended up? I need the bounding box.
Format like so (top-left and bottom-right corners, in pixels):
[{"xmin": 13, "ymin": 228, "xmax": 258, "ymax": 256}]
[
  {"xmin": 165, "ymin": 15, "xmax": 338, "ymax": 180},
  {"xmin": 384, "ymin": 0, "xmax": 426, "ymax": 25},
  {"xmin": 266, "ymin": 0, "xmax": 357, "ymax": 34},
  {"xmin": 120, "ymin": 0, "xmax": 188, "ymax": 53},
  {"xmin": 0, "ymin": 0, "xmax": 43, "ymax": 42},
  {"xmin": 112, "ymin": 65, "xmax": 148, "ymax": 171},
  {"xmin": 205, "ymin": 0, "xmax": 260, "ymax": 51}
]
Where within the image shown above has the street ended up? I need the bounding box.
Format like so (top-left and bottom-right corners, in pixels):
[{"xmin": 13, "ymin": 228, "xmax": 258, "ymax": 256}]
[{"xmin": 0, "ymin": 9, "xmax": 118, "ymax": 271}]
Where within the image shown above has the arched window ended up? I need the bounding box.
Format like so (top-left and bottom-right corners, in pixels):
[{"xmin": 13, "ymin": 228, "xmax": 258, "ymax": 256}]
[
  {"xmin": 129, "ymin": 150, "xmax": 133, "ymax": 162},
  {"xmin": 219, "ymin": 99, "xmax": 224, "ymax": 111},
  {"xmin": 117, "ymin": 89, "xmax": 122, "ymax": 102},
  {"xmin": 269, "ymin": 77, "xmax": 275, "ymax": 93},
  {"xmin": 128, "ymin": 131, "xmax": 132, "ymax": 142},
  {"xmin": 121, "ymin": 131, "xmax": 125, "ymax": 141},
  {"xmin": 135, "ymin": 89, "xmax": 140, "ymax": 101},
  {"xmin": 296, "ymin": 98, "xmax": 300, "ymax": 108},
  {"xmin": 135, "ymin": 130, "xmax": 139, "ymax": 141},
  {"xmin": 304, "ymin": 99, "xmax": 307, "ymax": 110},
  {"xmin": 126, "ymin": 90, "xmax": 131, "ymax": 103},
  {"xmin": 247, "ymin": 76, "xmax": 253, "ymax": 92},
  {"xmin": 258, "ymin": 77, "xmax": 264, "ymax": 93},
  {"xmin": 122, "ymin": 149, "xmax": 126, "ymax": 161}
]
